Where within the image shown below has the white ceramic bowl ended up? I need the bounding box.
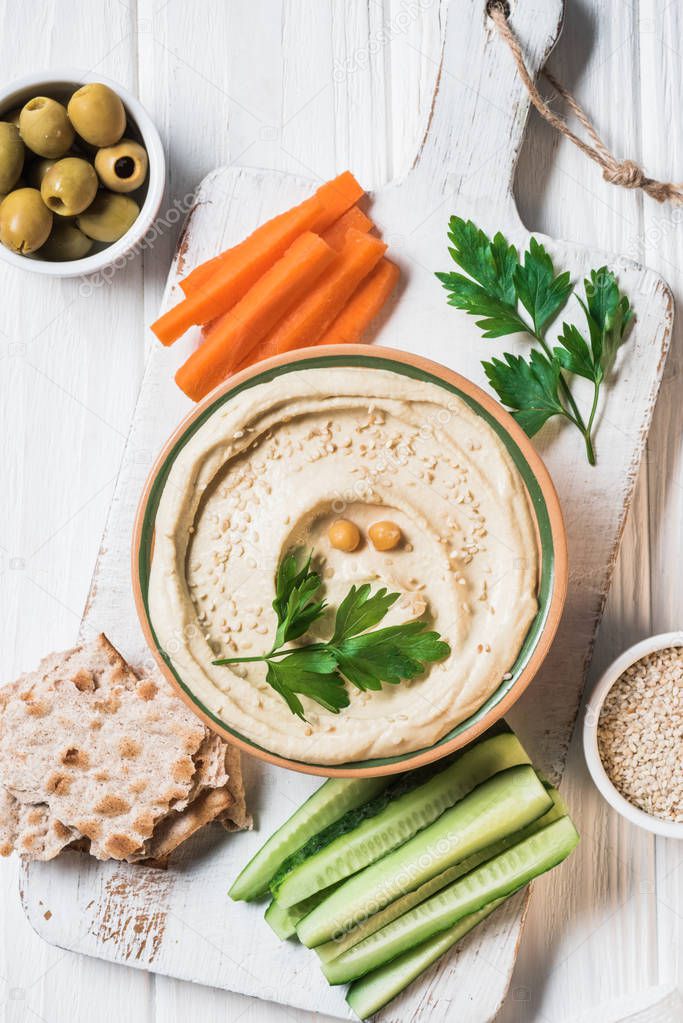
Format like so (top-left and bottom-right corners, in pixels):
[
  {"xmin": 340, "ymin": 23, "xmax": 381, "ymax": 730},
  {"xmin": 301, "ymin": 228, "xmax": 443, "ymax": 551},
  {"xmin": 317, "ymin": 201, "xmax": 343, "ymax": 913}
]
[
  {"xmin": 583, "ymin": 631, "xmax": 683, "ymax": 839},
  {"xmin": 0, "ymin": 69, "xmax": 165, "ymax": 278}
]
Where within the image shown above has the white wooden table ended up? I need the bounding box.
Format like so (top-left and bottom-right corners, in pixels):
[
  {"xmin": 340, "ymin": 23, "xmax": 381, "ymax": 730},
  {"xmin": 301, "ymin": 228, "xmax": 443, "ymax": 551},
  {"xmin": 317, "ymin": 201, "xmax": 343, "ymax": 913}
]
[{"xmin": 1, "ymin": 2, "xmax": 681, "ymax": 1021}]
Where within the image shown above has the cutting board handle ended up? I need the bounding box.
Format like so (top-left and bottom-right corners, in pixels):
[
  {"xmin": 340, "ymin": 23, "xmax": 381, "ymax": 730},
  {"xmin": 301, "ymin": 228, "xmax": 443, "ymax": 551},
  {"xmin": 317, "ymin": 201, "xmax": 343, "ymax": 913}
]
[{"xmin": 409, "ymin": 0, "xmax": 564, "ymax": 221}]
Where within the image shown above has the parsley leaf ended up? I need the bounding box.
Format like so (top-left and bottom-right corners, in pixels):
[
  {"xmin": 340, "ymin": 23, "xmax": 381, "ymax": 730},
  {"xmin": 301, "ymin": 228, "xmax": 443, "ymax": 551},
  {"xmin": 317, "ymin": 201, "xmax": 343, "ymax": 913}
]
[
  {"xmin": 271, "ymin": 550, "xmax": 326, "ymax": 647},
  {"xmin": 214, "ymin": 550, "xmax": 451, "ymax": 720},
  {"xmin": 436, "ymin": 217, "xmax": 527, "ymax": 339},
  {"xmin": 265, "ymin": 651, "xmax": 348, "ymax": 720},
  {"xmin": 578, "ymin": 267, "xmax": 633, "ymax": 380},
  {"xmin": 483, "ymin": 349, "xmax": 566, "ymax": 437},
  {"xmin": 331, "ymin": 584, "xmax": 398, "ymax": 643},
  {"xmin": 438, "ymin": 218, "xmax": 634, "ymax": 465},
  {"xmin": 445, "ymin": 217, "xmax": 518, "ymax": 303},
  {"xmin": 333, "ymin": 622, "xmax": 451, "ymax": 692},
  {"xmin": 514, "ymin": 237, "xmax": 572, "ymax": 334},
  {"xmin": 436, "ymin": 273, "xmax": 528, "ymax": 339},
  {"xmin": 553, "ymin": 322, "xmax": 597, "ymax": 381}
]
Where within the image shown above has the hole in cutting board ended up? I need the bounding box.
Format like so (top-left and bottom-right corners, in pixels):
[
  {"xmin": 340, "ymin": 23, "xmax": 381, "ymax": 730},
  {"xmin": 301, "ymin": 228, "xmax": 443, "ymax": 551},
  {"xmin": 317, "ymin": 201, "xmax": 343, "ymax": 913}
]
[{"xmin": 486, "ymin": 0, "xmax": 511, "ymax": 18}]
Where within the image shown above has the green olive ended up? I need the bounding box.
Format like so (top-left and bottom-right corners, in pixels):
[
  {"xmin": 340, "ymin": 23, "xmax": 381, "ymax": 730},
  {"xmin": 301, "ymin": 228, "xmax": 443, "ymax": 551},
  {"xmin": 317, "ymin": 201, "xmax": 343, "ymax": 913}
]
[
  {"xmin": 19, "ymin": 97, "xmax": 74, "ymax": 158},
  {"xmin": 41, "ymin": 157, "xmax": 98, "ymax": 216},
  {"xmin": 0, "ymin": 188, "xmax": 52, "ymax": 254},
  {"xmin": 40, "ymin": 220, "xmax": 93, "ymax": 261},
  {"xmin": 24, "ymin": 156, "xmax": 58, "ymax": 189},
  {"xmin": 0, "ymin": 122, "xmax": 25, "ymax": 193},
  {"xmin": 77, "ymin": 191, "xmax": 138, "ymax": 242},
  {"xmin": 68, "ymin": 84, "xmax": 126, "ymax": 147},
  {"xmin": 94, "ymin": 138, "xmax": 147, "ymax": 193},
  {"xmin": 3, "ymin": 177, "xmax": 27, "ymax": 196}
]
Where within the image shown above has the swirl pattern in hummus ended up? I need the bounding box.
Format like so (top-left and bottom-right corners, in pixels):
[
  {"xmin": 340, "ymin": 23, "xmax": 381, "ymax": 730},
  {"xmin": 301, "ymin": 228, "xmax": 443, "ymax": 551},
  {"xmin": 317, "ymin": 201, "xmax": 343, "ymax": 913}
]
[{"xmin": 149, "ymin": 367, "xmax": 538, "ymax": 764}]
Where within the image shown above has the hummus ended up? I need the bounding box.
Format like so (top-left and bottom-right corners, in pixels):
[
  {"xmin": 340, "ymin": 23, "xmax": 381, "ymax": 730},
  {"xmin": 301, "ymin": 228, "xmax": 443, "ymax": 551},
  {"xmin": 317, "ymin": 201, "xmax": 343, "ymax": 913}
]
[{"xmin": 149, "ymin": 366, "xmax": 538, "ymax": 764}]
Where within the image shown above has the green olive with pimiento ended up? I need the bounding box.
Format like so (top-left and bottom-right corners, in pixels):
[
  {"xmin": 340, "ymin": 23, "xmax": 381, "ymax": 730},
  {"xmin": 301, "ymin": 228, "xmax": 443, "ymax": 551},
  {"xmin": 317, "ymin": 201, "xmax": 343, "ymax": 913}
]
[
  {"xmin": 41, "ymin": 157, "xmax": 98, "ymax": 216},
  {"xmin": 77, "ymin": 191, "xmax": 139, "ymax": 242},
  {"xmin": 68, "ymin": 84, "xmax": 126, "ymax": 147},
  {"xmin": 0, "ymin": 188, "xmax": 52, "ymax": 254},
  {"xmin": 40, "ymin": 220, "xmax": 93, "ymax": 261},
  {"xmin": 19, "ymin": 97, "xmax": 74, "ymax": 158},
  {"xmin": 0, "ymin": 122, "xmax": 25, "ymax": 193},
  {"xmin": 94, "ymin": 138, "xmax": 148, "ymax": 193}
]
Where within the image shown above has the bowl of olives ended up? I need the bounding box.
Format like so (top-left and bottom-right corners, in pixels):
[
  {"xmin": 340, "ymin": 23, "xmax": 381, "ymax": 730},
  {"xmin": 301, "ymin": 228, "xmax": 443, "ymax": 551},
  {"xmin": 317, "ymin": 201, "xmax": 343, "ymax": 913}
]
[{"xmin": 0, "ymin": 70, "xmax": 165, "ymax": 276}]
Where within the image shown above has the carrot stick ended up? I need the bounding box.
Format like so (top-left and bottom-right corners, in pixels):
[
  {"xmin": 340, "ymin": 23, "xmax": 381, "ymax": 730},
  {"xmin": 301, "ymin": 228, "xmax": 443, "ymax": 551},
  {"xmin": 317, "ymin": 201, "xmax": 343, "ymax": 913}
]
[
  {"xmin": 321, "ymin": 205, "xmax": 373, "ymax": 251},
  {"xmin": 178, "ymin": 171, "xmax": 364, "ymax": 298},
  {"xmin": 151, "ymin": 196, "xmax": 326, "ymax": 346},
  {"xmin": 318, "ymin": 259, "xmax": 399, "ymax": 345},
  {"xmin": 175, "ymin": 232, "xmax": 335, "ymax": 402},
  {"xmin": 311, "ymin": 171, "xmax": 366, "ymax": 230},
  {"xmin": 179, "ymin": 255, "xmax": 220, "ymax": 295},
  {"xmin": 237, "ymin": 229, "xmax": 387, "ymax": 370},
  {"xmin": 196, "ymin": 206, "xmax": 373, "ymax": 346}
]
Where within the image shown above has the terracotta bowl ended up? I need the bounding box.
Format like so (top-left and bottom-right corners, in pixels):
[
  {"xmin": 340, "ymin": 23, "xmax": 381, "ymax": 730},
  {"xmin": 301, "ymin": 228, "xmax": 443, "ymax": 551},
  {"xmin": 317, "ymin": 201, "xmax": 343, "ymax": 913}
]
[{"xmin": 132, "ymin": 345, "xmax": 568, "ymax": 777}]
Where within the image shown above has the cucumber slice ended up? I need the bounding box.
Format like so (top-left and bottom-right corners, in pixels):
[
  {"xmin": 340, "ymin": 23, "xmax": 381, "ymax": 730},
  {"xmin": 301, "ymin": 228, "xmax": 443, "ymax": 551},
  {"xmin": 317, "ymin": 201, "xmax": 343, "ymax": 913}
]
[
  {"xmin": 323, "ymin": 815, "xmax": 579, "ymax": 984},
  {"xmin": 316, "ymin": 785, "xmax": 566, "ymax": 964},
  {"xmin": 346, "ymin": 898, "xmax": 505, "ymax": 1019},
  {"xmin": 274, "ymin": 731, "xmax": 530, "ymax": 908},
  {"xmin": 266, "ymin": 886, "xmax": 335, "ymax": 940},
  {"xmin": 297, "ymin": 764, "xmax": 552, "ymax": 948},
  {"xmin": 229, "ymin": 776, "xmax": 390, "ymax": 901}
]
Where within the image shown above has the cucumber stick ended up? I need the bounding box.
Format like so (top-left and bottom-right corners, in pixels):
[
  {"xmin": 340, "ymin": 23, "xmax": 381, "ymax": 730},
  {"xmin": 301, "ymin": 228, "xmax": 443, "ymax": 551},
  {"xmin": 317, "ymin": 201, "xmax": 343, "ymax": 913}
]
[
  {"xmin": 274, "ymin": 731, "xmax": 530, "ymax": 908},
  {"xmin": 297, "ymin": 764, "xmax": 552, "ymax": 948},
  {"xmin": 229, "ymin": 776, "xmax": 389, "ymax": 901},
  {"xmin": 316, "ymin": 785, "xmax": 566, "ymax": 964},
  {"xmin": 265, "ymin": 899, "xmax": 302, "ymax": 941},
  {"xmin": 346, "ymin": 898, "xmax": 505, "ymax": 1019},
  {"xmin": 264, "ymin": 887, "xmax": 331, "ymax": 940},
  {"xmin": 268, "ymin": 763, "xmax": 452, "ymax": 899},
  {"xmin": 323, "ymin": 816, "xmax": 579, "ymax": 984}
]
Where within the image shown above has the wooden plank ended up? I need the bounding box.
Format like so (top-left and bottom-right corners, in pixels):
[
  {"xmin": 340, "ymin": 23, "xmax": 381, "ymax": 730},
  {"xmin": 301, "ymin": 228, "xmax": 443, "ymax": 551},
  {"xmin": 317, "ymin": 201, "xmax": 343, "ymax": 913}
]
[
  {"xmin": 499, "ymin": 0, "xmax": 683, "ymax": 1017},
  {"xmin": 639, "ymin": 0, "xmax": 683, "ymax": 1006},
  {"xmin": 0, "ymin": 0, "xmax": 157, "ymax": 1018}
]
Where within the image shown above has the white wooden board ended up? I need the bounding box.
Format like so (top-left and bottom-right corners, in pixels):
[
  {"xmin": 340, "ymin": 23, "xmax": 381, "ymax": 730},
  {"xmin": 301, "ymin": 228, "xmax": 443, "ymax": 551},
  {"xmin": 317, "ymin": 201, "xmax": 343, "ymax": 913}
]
[{"xmin": 20, "ymin": 1, "xmax": 673, "ymax": 1020}]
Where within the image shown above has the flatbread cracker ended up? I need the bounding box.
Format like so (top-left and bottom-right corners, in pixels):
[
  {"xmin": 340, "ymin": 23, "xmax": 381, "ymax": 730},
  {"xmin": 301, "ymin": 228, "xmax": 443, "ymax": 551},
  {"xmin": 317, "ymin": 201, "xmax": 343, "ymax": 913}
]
[
  {"xmin": 182, "ymin": 730, "xmax": 230, "ymax": 808},
  {"xmin": 0, "ymin": 786, "xmax": 79, "ymax": 860},
  {"xmin": 141, "ymin": 787, "xmax": 235, "ymax": 861},
  {"xmin": 220, "ymin": 743, "xmax": 251, "ymax": 832},
  {"xmin": 134, "ymin": 739, "xmax": 251, "ymax": 861},
  {"xmin": 0, "ymin": 635, "xmax": 206, "ymax": 860},
  {"xmin": 0, "ymin": 635, "xmax": 251, "ymax": 863}
]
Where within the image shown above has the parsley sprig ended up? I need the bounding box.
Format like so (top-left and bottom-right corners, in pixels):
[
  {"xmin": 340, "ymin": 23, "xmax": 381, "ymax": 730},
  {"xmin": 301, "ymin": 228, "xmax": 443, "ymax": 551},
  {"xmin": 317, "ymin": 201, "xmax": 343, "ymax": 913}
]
[
  {"xmin": 436, "ymin": 218, "xmax": 633, "ymax": 465},
  {"xmin": 213, "ymin": 551, "xmax": 450, "ymax": 720}
]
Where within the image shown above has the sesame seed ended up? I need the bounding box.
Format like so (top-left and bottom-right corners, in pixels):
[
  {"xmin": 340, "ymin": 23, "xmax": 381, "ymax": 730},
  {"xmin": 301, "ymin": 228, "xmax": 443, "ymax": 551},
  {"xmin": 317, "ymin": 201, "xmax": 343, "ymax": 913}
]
[{"xmin": 597, "ymin": 646, "xmax": 683, "ymax": 823}]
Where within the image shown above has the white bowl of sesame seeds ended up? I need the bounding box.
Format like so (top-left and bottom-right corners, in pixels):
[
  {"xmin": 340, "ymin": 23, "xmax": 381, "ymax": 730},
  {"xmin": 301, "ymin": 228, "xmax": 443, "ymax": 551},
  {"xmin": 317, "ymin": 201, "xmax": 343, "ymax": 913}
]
[{"xmin": 584, "ymin": 632, "xmax": 683, "ymax": 839}]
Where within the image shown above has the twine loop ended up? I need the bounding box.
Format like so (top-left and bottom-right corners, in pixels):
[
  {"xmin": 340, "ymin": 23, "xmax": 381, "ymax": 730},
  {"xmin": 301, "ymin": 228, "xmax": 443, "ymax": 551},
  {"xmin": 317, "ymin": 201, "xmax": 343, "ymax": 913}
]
[{"xmin": 488, "ymin": 3, "xmax": 683, "ymax": 206}]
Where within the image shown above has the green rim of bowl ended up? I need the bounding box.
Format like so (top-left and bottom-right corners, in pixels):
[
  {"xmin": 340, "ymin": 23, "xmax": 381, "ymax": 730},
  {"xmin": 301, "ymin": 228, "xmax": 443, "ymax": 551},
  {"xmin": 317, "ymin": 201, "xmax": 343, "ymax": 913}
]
[{"xmin": 138, "ymin": 354, "xmax": 556, "ymax": 770}]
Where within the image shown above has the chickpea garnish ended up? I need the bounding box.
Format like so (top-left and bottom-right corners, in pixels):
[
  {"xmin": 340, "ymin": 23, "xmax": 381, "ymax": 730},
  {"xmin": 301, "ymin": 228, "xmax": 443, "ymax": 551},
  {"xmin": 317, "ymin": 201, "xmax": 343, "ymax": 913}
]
[
  {"xmin": 328, "ymin": 519, "xmax": 360, "ymax": 552},
  {"xmin": 369, "ymin": 520, "xmax": 402, "ymax": 551}
]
